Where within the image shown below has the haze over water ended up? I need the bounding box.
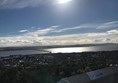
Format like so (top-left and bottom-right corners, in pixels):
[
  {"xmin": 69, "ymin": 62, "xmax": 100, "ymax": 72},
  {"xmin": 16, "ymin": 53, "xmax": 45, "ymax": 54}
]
[{"xmin": 0, "ymin": 44, "xmax": 118, "ymax": 57}]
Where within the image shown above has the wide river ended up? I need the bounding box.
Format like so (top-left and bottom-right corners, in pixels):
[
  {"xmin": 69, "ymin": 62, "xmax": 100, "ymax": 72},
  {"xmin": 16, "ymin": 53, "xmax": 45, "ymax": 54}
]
[{"xmin": 0, "ymin": 45, "xmax": 118, "ymax": 57}]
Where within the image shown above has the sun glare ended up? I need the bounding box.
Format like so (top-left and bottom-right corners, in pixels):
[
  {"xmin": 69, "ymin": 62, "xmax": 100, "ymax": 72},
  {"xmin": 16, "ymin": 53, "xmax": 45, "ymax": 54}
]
[{"xmin": 57, "ymin": 0, "xmax": 72, "ymax": 4}]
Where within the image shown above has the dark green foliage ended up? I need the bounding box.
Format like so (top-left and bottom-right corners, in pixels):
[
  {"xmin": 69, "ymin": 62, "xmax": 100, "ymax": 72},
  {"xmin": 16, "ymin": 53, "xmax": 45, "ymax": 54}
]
[{"xmin": 0, "ymin": 51, "xmax": 118, "ymax": 83}]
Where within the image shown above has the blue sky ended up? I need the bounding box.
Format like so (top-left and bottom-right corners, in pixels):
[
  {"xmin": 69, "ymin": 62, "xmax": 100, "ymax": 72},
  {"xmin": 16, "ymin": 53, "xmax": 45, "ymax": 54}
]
[{"xmin": 0, "ymin": 0, "xmax": 118, "ymax": 47}]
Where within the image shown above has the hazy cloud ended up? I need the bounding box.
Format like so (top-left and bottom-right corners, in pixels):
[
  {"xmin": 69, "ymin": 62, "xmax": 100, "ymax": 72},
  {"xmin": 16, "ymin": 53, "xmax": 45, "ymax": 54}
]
[
  {"xmin": 21, "ymin": 21, "xmax": 118, "ymax": 36},
  {"xmin": 19, "ymin": 29, "xmax": 28, "ymax": 33},
  {"xmin": 54, "ymin": 24, "xmax": 97, "ymax": 33},
  {"xmin": 0, "ymin": 21, "xmax": 118, "ymax": 47},
  {"xmin": 0, "ymin": 29, "xmax": 118, "ymax": 47},
  {"xmin": 0, "ymin": 0, "xmax": 44, "ymax": 9},
  {"xmin": 24, "ymin": 25, "xmax": 59, "ymax": 37},
  {"xmin": 107, "ymin": 29, "xmax": 118, "ymax": 34},
  {"xmin": 19, "ymin": 24, "xmax": 96, "ymax": 36},
  {"xmin": 97, "ymin": 21, "xmax": 118, "ymax": 29},
  {"xmin": 41, "ymin": 29, "xmax": 118, "ymax": 45}
]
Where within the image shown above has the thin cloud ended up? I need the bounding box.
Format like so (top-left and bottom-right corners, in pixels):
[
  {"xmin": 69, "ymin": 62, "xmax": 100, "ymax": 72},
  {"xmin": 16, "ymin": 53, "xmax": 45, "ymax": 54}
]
[
  {"xmin": 24, "ymin": 25, "xmax": 59, "ymax": 36},
  {"xmin": 54, "ymin": 21, "xmax": 118, "ymax": 33},
  {"xmin": 19, "ymin": 29, "xmax": 28, "ymax": 33},
  {"xmin": 54, "ymin": 24, "xmax": 97, "ymax": 33},
  {"xmin": 97, "ymin": 21, "xmax": 118, "ymax": 29},
  {"xmin": 19, "ymin": 21, "xmax": 118, "ymax": 36},
  {"xmin": 0, "ymin": 0, "xmax": 43, "ymax": 9},
  {"xmin": 20, "ymin": 24, "xmax": 96, "ymax": 36}
]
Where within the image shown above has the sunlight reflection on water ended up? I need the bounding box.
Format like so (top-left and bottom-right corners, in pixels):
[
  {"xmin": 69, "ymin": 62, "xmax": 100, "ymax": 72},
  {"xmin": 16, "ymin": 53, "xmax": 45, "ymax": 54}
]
[
  {"xmin": 46, "ymin": 47, "xmax": 90, "ymax": 53},
  {"xmin": 45, "ymin": 45, "xmax": 118, "ymax": 53}
]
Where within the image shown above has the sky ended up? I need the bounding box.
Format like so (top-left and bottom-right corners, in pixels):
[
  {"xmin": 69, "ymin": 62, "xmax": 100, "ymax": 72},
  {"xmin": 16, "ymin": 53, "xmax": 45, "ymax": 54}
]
[{"xmin": 0, "ymin": 0, "xmax": 118, "ymax": 47}]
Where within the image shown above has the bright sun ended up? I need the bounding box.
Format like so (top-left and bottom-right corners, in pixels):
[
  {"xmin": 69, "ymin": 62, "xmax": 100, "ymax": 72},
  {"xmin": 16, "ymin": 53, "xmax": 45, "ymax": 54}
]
[{"xmin": 57, "ymin": 0, "xmax": 72, "ymax": 4}]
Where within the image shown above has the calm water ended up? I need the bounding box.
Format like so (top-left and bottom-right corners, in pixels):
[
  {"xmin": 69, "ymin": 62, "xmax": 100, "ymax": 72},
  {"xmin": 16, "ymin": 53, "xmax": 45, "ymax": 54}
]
[
  {"xmin": 45, "ymin": 45, "xmax": 118, "ymax": 53},
  {"xmin": 0, "ymin": 50, "xmax": 44, "ymax": 57},
  {"xmin": 0, "ymin": 45, "xmax": 118, "ymax": 57}
]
